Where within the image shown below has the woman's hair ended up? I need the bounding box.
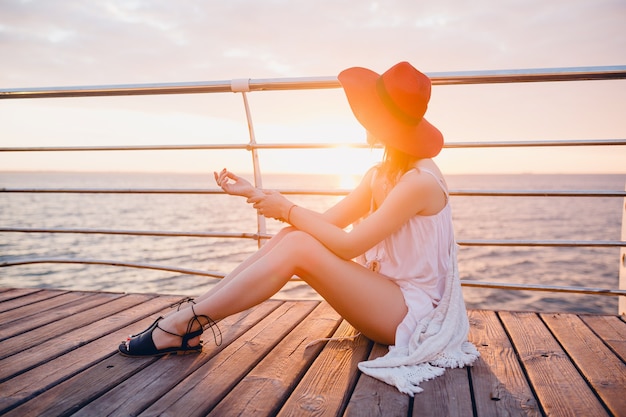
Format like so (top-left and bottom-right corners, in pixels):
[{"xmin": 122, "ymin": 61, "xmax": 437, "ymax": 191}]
[{"xmin": 379, "ymin": 145, "xmax": 420, "ymax": 185}]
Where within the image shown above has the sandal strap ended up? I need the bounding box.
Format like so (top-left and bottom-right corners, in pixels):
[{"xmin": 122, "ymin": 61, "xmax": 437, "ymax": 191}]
[
  {"xmin": 203, "ymin": 315, "xmax": 222, "ymax": 347},
  {"xmin": 155, "ymin": 322, "xmax": 183, "ymax": 338},
  {"xmin": 187, "ymin": 305, "xmax": 222, "ymax": 347},
  {"xmin": 170, "ymin": 296, "xmax": 196, "ymax": 311}
]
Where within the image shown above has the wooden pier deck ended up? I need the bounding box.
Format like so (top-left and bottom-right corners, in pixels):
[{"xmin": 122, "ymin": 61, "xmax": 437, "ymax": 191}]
[{"xmin": 0, "ymin": 288, "xmax": 624, "ymax": 416}]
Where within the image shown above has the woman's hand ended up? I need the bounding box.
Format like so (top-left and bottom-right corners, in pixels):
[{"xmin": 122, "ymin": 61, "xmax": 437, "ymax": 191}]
[
  {"xmin": 214, "ymin": 169, "xmax": 293, "ymax": 220},
  {"xmin": 248, "ymin": 190, "xmax": 293, "ymax": 221},
  {"xmin": 214, "ymin": 169, "xmax": 257, "ymax": 198}
]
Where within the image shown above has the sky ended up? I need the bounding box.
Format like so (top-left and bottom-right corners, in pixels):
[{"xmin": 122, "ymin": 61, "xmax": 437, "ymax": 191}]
[{"xmin": 1, "ymin": 0, "xmax": 625, "ymax": 176}]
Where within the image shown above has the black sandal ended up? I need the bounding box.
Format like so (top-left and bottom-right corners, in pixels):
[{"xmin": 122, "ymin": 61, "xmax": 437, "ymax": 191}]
[
  {"xmin": 127, "ymin": 316, "xmax": 162, "ymax": 340},
  {"xmin": 118, "ymin": 306, "xmax": 219, "ymax": 357},
  {"xmin": 126, "ymin": 297, "xmax": 196, "ymax": 339}
]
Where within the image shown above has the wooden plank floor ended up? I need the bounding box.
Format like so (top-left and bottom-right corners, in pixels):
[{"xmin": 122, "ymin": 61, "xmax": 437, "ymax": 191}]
[{"xmin": 0, "ymin": 288, "xmax": 624, "ymax": 417}]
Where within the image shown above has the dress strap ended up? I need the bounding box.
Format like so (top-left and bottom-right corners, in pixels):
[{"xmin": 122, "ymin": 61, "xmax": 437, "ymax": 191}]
[{"xmin": 369, "ymin": 167, "xmax": 379, "ymax": 213}]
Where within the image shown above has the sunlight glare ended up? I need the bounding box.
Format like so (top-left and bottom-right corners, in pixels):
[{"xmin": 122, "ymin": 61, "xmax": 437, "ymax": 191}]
[{"xmin": 337, "ymin": 173, "xmax": 361, "ymax": 189}]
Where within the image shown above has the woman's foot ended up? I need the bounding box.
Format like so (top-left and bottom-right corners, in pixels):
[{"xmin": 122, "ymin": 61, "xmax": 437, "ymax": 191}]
[
  {"xmin": 119, "ymin": 306, "xmax": 208, "ymax": 357},
  {"xmin": 126, "ymin": 297, "xmax": 196, "ymax": 340},
  {"xmin": 151, "ymin": 320, "xmax": 202, "ymax": 350}
]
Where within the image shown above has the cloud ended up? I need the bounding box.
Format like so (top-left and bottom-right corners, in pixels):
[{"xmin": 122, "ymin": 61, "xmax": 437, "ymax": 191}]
[{"xmin": 2, "ymin": 0, "xmax": 624, "ymax": 87}]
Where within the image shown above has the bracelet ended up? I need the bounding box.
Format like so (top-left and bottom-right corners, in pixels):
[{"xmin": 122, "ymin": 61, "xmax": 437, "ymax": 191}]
[{"xmin": 287, "ymin": 204, "xmax": 297, "ymax": 223}]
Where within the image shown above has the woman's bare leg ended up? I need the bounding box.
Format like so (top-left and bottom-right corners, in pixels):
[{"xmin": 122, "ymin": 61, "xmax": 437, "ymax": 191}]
[
  {"xmin": 192, "ymin": 227, "xmax": 295, "ymax": 303},
  {"xmin": 143, "ymin": 230, "xmax": 408, "ymax": 349}
]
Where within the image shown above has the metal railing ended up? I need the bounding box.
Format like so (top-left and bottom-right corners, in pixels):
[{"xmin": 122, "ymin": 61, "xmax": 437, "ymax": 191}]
[
  {"xmin": 2, "ymin": 65, "xmax": 625, "ymax": 99},
  {"xmin": 1, "ymin": 66, "xmax": 626, "ymax": 311}
]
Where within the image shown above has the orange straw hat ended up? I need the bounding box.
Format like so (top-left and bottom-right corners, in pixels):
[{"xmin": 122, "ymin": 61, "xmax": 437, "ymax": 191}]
[{"xmin": 338, "ymin": 61, "xmax": 443, "ymax": 158}]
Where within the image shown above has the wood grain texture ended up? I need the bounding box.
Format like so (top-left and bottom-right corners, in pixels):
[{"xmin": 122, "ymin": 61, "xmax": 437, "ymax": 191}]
[
  {"xmin": 0, "ymin": 289, "xmax": 624, "ymax": 417},
  {"xmin": 500, "ymin": 311, "xmax": 609, "ymax": 417},
  {"xmin": 468, "ymin": 310, "xmax": 541, "ymax": 417}
]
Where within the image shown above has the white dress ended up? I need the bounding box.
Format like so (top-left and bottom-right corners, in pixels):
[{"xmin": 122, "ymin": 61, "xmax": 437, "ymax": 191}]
[
  {"xmin": 355, "ymin": 167, "xmax": 478, "ymax": 396},
  {"xmin": 357, "ymin": 167, "xmax": 454, "ymax": 347}
]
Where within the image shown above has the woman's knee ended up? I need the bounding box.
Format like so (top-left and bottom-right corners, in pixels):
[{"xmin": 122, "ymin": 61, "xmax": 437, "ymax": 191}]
[
  {"xmin": 263, "ymin": 226, "xmax": 296, "ymax": 249},
  {"xmin": 280, "ymin": 229, "xmax": 318, "ymax": 249},
  {"xmin": 278, "ymin": 230, "xmax": 328, "ymax": 269},
  {"xmin": 270, "ymin": 226, "xmax": 297, "ymax": 241}
]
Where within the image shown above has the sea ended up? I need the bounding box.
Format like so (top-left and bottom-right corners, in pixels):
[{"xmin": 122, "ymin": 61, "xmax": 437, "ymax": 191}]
[{"xmin": 1, "ymin": 171, "xmax": 624, "ymax": 314}]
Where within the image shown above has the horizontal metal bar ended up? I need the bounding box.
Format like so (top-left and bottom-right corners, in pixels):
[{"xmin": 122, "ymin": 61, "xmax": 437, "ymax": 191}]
[
  {"xmin": 448, "ymin": 190, "xmax": 626, "ymax": 198},
  {"xmin": 461, "ymin": 280, "xmax": 626, "ymax": 296},
  {"xmin": 254, "ymin": 189, "xmax": 626, "ymax": 198},
  {"xmin": 2, "ymin": 188, "xmax": 624, "ymax": 198},
  {"xmin": 0, "ymin": 143, "xmax": 375, "ymax": 152},
  {"xmin": 0, "ymin": 257, "xmax": 227, "ymax": 279},
  {"xmin": 0, "ymin": 188, "xmax": 226, "ymax": 194},
  {"xmin": 2, "ymin": 257, "xmax": 624, "ymax": 296},
  {"xmin": 0, "ymin": 227, "xmax": 269, "ymax": 240},
  {"xmin": 1, "ymin": 139, "xmax": 624, "ymax": 153},
  {"xmin": 0, "ymin": 144, "xmax": 252, "ymax": 152},
  {"xmin": 1, "ymin": 227, "xmax": 623, "ymax": 248},
  {"xmin": 0, "ymin": 187, "xmax": 352, "ymax": 196},
  {"xmin": 428, "ymin": 65, "xmax": 626, "ymax": 85},
  {"xmin": 443, "ymin": 139, "xmax": 626, "ymax": 148},
  {"xmin": 1, "ymin": 66, "xmax": 624, "ymax": 100},
  {"xmin": 459, "ymin": 239, "xmax": 625, "ymax": 247},
  {"xmin": 0, "ymin": 78, "xmax": 340, "ymax": 99},
  {"xmin": 0, "ymin": 143, "xmax": 365, "ymax": 152}
]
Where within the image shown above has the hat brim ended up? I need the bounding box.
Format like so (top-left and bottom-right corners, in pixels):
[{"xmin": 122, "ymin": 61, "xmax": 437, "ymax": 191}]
[{"xmin": 338, "ymin": 66, "xmax": 443, "ymax": 158}]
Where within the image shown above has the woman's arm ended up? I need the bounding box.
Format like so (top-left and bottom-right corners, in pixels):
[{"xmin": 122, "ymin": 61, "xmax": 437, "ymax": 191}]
[
  {"xmin": 255, "ymin": 169, "xmax": 442, "ymax": 260},
  {"xmin": 320, "ymin": 166, "xmax": 375, "ymax": 228},
  {"xmin": 251, "ymin": 166, "xmax": 375, "ymax": 227},
  {"xmin": 217, "ymin": 167, "xmax": 374, "ymax": 228}
]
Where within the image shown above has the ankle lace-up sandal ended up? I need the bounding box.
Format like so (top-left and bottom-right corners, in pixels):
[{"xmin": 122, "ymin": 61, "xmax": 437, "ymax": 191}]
[
  {"xmin": 119, "ymin": 305, "xmax": 220, "ymax": 357},
  {"xmin": 126, "ymin": 297, "xmax": 196, "ymax": 340}
]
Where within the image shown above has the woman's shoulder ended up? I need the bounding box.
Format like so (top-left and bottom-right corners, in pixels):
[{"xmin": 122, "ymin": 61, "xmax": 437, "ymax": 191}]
[
  {"xmin": 402, "ymin": 160, "xmax": 443, "ymax": 180},
  {"xmin": 401, "ymin": 161, "xmax": 448, "ymax": 196},
  {"xmin": 361, "ymin": 164, "xmax": 381, "ymax": 184}
]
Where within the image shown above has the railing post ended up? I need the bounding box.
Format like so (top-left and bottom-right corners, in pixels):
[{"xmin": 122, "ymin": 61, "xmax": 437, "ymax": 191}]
[
  {"xmin": 232, "ymin": 78, "xmax": 266, "ymax": 248},
  {"xmin": 617, "ymin": 186, "xmax": 626, "ymax": 315}
]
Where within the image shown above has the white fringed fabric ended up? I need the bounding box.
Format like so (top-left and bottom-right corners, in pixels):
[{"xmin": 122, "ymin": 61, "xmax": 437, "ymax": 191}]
[{"xmin": 358, "ymin": 243, "xmax": 479, "ymax": 396}]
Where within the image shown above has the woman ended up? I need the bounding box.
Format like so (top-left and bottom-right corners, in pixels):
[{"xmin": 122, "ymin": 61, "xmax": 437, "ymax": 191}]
[{"xmin": 119, "ymin": 62, "xmax": 478, "ymax": 395}]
